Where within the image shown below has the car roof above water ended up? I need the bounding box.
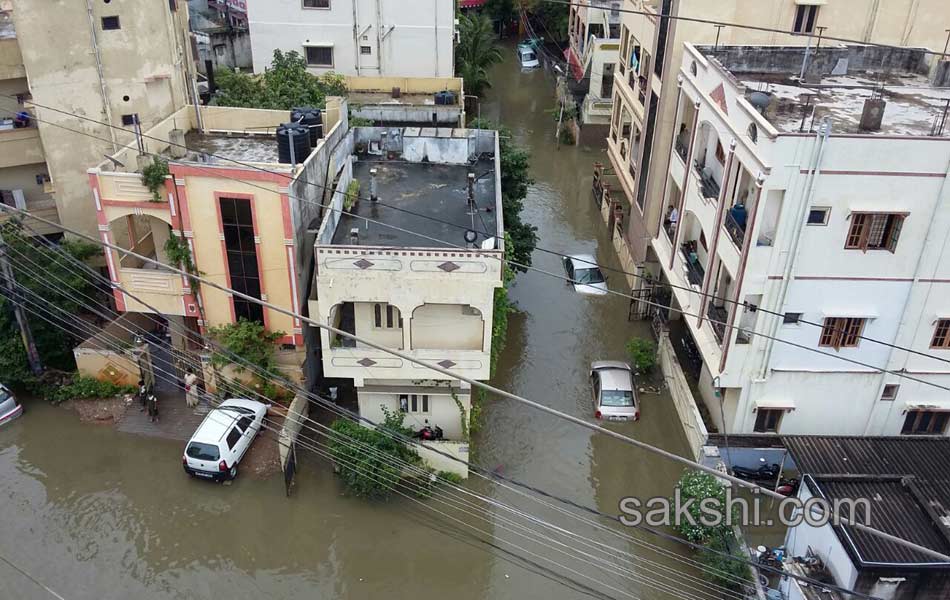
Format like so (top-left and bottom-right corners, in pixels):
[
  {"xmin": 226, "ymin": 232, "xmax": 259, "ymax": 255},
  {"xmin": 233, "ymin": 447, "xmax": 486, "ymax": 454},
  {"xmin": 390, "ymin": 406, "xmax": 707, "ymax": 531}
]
[
  {"xmin": 568, "ymin": 254, "xmax": 599, "ymax": 269},
  {"xmin": 593, "ymin": 363, "xmax": 633, "ymax": 391},
  {"xmin": 191, "ymin": 399, "xmax": 265, "ymax": 443}
]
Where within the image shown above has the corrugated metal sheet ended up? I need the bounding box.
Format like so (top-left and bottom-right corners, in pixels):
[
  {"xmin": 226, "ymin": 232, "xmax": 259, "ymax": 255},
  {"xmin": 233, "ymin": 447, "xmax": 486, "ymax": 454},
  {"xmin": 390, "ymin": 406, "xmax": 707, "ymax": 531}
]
[{"xmin": 786, "ymin": 436, "xmax": 950, "ymax": 567}]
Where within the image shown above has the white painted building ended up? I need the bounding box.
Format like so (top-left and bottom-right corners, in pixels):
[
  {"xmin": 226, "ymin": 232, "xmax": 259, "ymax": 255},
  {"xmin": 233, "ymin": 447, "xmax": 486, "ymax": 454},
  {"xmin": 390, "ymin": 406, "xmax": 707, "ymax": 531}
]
[
  {"xmin": 308, "ymin": 126, "xmax": 504, "ymax": 477},
  {"xmin": 565, "ymin": 0, "xmax": 621, "ymax": 127},
  {"xmin": 649, "ymin": 42, "xmax": 950, "ymax": 437},
  {"xmin": 247, "ymin": 0, "xmax": 454, "ymax": 77}
]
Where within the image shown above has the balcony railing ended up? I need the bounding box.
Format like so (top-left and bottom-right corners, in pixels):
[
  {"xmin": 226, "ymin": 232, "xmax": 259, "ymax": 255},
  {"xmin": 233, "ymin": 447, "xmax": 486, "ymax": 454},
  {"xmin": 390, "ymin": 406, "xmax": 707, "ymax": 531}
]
[
  {"xmin": 693, "ymin": 163, "xmax": 721, "ymax": 200},
  {"xmin": 707, "ymin": 301, "xmax": 728, "ymax": 345},
  {"xmin": 675, "ymin": 137, "xmax": 689, "ymax": 162},
  {"xmin": 724, "ymin": 209, "xmax": 746, "ymax": 248},
  {"xmin": 680, "ymin": 244, "xmax": 704, "ymax": 287}
]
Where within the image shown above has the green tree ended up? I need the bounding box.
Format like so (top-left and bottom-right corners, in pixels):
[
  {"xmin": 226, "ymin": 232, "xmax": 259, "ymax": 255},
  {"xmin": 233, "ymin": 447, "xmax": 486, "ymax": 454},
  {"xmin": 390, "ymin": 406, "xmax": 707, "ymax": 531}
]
[
  {"xmin": 215, "ymin": 50, "xmax": 347, "ymax": 110},
  {"xmin": 626, "ymin": 337, "xmax": 657, "ymax": 374},
  {"xmin": 0, "ymin": 221, "xmax": 102, "ymax": 386},
  {"xmin": 209, "ymin": 319, "xmax": 283, "ymax": 373},
  {"xmin": 470, "ymin": 118, "xmax": 538, "ymax": 272},
  {"xmin": 484, "ymin": 0, "xmax": 517, "ymax": 32},
  {"xmin": 328, "ymin": 409, "xmax": 422, "ymax": 499},
  {"xmin": 522, "ymin": 0, "xmax": 569, "ymax": 42},
  {"xmin": 455, "ymin": 13, "xmax": 504, "ymax": 97}
]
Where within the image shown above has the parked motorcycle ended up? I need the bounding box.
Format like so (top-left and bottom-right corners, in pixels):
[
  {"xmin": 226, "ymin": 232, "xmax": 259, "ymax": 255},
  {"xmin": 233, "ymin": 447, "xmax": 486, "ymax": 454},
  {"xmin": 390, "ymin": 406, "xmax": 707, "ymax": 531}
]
[
  {"xmin": 732, "ymin": 463, "xmax": 781, "ymax": 482},
  {"xmin": 414, "ymin": 422, "xmax": 444, "ymax": 441},
  {"xmin": 754, "ymin": 545, "xmax": 785, "ymax": 569},
  {"xmin": 776, "ymin": 477, "xmax": 800, "ymax": 496}
]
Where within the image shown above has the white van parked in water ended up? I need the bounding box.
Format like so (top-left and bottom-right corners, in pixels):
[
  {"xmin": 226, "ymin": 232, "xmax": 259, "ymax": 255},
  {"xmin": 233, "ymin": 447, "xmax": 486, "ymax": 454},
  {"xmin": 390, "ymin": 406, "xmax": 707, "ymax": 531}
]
[{"xmin": 183, "ymin": 399, "xmax": 268, "ymax": 482}]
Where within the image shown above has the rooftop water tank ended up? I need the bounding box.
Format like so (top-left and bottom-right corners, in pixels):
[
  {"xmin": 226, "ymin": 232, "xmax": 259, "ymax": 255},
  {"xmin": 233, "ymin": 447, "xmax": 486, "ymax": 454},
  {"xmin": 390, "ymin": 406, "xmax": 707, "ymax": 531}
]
[
  {"xmin": 291, "ymin": 107, "xmax": 323, "ymax": 146},
  {"xmin": 276, "ymin": 122, "xmax": 311, "ymax": 164}
]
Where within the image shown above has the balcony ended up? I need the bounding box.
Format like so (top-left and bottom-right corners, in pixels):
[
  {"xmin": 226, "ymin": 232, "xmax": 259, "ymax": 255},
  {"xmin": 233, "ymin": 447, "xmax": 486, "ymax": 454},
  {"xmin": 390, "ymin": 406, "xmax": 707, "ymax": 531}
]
[
  {"xmin": 724, "ymin": 208, "xmax": 746, "ymax": 249},
  {"xmin": 707, "ymin": 301, "xmax": 728, "ymax": 345},
  {"xmin": 0, "ymin": 124, "xmax": 44, "ymax": 168},
  {"xmin": 117, "ymin": 268, "xmax": 186, "ymax": 316},
  {"xmin": 680, "ymin": 242, "xmax": 704, "ymax": 287},
  {"xmin": 0, "ymin": 37, "xmax": 25, "ymax": 80},
  {"xmin": 693, "ymin": 162, "xmax": 721, "ymax": 201}
]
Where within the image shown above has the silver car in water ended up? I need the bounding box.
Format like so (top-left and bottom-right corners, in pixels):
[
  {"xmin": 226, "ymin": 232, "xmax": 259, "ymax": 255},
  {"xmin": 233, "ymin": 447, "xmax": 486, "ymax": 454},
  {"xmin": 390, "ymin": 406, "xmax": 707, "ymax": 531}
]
[
  {"xmin": 590, "ymin": 361, "xmax": 639, "ymax": 421},
  {"xmin": 563, "ymin": 254, "xmax": 608, "ymax": 296},
  {"xmin": 0, "ymin": 384, "xmax": 23, "ymax": 427}
]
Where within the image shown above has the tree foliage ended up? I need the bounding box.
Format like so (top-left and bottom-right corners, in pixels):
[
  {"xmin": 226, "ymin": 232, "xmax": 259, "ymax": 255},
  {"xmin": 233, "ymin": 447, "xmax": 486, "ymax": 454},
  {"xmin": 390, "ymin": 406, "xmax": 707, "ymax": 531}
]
[
  {"xmin": 214, "ymin": 50, "xmax": 347, "ymax": 110},
  {"xmin": 470, "ymin": 118, "xmax": 538, "ymax": 273},
  {"xmin": 329, "ymin": 409, "xmax": 422, "ymax": 499},
  {"xmin": 209, "ymin": 318, "xmax": 283, "ymax": 373},
  {"xmin": 141, "ymin": 157, "xmax": 169, "ymax": 202},
  {"xmin": 626, "ymin": 336, "xmax": 657, "ymax": 374},
  {"xmin": 522, "ymin": 0, "xmax": 570, "ymax": 42},
  {"xmin": 43, "ymin": 376, "xmax": 134, "ymax": 405},
  {"xmin": 0, "ymin": 221, "xmax": 102, "ymax": 386},
  {"xmin": 455, "ymin": 13, "xmax": 504, "ymax": 97},
  {"xmin": 484, "ymin": 0, "xmax": 517, "ymax": 30}
]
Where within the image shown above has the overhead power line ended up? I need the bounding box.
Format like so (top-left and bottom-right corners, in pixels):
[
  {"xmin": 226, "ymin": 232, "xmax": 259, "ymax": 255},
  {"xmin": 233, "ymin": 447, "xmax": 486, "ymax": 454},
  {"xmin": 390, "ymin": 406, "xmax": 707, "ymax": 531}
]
[
  {"xmin": 0, "ymin": 220, "xmax": 904, "ymax": 599},
  {"xmin": 5, "ymin": 206, "xmax": 948, "ymax": 566},
  {"xmin": 4, "ymin": 103, "xmax": 950, "ymax": 382}
]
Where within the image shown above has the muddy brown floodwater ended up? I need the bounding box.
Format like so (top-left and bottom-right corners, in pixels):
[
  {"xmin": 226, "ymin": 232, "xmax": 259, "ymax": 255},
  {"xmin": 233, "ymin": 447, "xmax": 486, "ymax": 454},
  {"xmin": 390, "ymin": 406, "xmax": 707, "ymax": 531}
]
[{"xmin": 0, "ymin": 47, "xmax": 717, "ymax": 600}]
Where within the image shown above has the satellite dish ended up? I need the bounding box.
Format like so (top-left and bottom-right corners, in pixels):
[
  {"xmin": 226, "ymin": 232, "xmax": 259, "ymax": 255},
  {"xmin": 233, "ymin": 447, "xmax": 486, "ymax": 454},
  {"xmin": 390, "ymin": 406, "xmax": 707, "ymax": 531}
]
[{"xmin": 464, "ymin": 230, "xmax": 478, "ymax": 244}]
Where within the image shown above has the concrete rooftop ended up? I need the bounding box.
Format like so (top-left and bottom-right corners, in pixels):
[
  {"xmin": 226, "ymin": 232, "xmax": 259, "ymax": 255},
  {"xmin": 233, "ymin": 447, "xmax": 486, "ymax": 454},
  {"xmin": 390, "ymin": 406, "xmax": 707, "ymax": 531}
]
[
  {"xmin": 331, "ymin": 158, "xmax": 497, "ymax": 248},
  {"xmin": 181, "ymin": 130, "xmax": 285, "ymax": 165},
  {"xmin": 701, "ymin": 45, "xmax": 950, "ymax": 136},
  {"xmin": 349, "ymin": 91, "xmax": 440, "ymax": 107}
]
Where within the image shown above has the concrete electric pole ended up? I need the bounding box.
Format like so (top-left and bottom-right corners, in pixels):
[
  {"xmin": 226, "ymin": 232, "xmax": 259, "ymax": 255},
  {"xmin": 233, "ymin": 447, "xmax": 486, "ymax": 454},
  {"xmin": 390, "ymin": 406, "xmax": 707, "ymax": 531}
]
[{"xmin": 0, "ymin": 228, "xmax": 43, "ymax": 375}]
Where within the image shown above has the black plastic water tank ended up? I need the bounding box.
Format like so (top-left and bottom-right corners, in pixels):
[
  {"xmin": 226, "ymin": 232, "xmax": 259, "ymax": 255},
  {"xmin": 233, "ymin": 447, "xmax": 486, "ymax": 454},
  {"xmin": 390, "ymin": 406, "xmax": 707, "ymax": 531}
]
[
  {"xmin": 442, "ymin": 90, "xmax": 456, "ymax": 105},
  {"xmin": 276, "ymin": 123, "xmax": 311, "ymax": 164},
  {"xmin": 291, "ymin": 107, "xmax": 323, "ymax": 146}
]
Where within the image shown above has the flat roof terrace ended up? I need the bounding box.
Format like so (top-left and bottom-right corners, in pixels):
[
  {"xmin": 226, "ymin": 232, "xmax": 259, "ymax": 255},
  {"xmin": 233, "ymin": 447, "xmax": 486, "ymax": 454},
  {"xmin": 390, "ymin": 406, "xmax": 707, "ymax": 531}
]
[
  {"xmin": 700, "ymin": 45, "xmax": 950, "ymax": 136},
  {"xmin": 181, "ymin": 130, "xmax": 284, "ymax": 165},
  {"xmin": 331, "ymin": 157, "xmax": 497, "ymax": 248}
]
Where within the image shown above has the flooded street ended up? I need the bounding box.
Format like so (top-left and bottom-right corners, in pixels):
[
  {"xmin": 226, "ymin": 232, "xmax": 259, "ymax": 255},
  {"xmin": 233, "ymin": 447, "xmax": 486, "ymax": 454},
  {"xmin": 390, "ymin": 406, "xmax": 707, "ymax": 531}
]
[{"xmin": 0, "ymin": 48, "xmax": 709, "ymax": 600}]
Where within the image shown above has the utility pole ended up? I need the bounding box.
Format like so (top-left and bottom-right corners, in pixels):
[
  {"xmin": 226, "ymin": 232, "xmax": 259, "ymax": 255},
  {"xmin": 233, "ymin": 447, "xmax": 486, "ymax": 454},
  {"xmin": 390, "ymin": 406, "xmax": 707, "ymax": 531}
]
[{"xmin": 0, "ymin": 228, "xmax": 42, "ymax": 375}]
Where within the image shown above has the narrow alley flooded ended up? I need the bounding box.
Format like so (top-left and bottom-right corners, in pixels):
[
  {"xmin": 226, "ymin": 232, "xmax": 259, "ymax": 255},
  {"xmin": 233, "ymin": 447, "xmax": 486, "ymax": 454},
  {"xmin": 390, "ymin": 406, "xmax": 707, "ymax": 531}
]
[{"xmin": 0, "ymin": 48, "xmax": 711, "ymax": 600}]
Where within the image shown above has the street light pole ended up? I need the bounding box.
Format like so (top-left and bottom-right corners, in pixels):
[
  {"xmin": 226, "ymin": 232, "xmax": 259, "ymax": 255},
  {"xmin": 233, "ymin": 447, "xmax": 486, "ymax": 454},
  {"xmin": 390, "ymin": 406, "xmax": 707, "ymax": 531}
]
[{"xmin": 0, "ymin": 228, "xmax": 42, "ymax": 375}]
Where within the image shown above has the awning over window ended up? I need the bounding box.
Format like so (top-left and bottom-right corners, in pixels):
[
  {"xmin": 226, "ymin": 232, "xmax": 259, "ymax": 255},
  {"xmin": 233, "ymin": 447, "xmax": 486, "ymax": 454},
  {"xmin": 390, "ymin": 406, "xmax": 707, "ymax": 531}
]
[
  {"xmin": 754, "ymin": 397, "xmax": 796, "ymax": 411},
  {"xmin": 459, "ymin": 0, "xmax": 486, "ymax": 8},
  {"xmin": 904, "ymin": 399, "xmax": 950, "ymax": 411}
]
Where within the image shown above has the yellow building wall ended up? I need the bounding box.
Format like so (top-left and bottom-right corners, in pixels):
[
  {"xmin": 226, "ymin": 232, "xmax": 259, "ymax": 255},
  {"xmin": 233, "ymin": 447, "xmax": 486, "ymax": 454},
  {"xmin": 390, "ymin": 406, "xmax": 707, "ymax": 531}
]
[{"xmin": 184, "ymin": 175, "xmax": 296, "ymax": 337}]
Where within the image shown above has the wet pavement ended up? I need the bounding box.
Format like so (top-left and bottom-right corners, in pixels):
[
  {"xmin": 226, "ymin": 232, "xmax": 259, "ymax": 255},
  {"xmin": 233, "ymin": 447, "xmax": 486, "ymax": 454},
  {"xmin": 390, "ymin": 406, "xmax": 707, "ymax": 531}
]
[{"xmin": 0, "ymin": 47, "xmax": 713, "ymax": 600}]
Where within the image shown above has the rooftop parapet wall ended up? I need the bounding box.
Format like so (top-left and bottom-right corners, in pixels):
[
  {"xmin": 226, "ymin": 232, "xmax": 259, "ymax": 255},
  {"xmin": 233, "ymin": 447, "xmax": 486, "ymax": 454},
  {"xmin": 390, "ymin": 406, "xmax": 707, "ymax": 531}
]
[{"xmin": 700, "ymin": 45, "xmax": 933, "ymax": 81}]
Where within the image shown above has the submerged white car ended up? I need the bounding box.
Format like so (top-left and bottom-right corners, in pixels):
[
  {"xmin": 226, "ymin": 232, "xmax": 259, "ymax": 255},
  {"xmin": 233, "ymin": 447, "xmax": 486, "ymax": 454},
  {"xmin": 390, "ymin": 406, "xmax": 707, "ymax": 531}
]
[
  {"xmin": 0, "ymin": 384, "xmax": 22, "ymax": 427},
  {"xmin": 590, "ymin": 361, "xmax": 639, "ymax": 422},
  {"xmin": 518, "ymin": 46, "xmax": 540, "ymax": 69},
  {"xmin": 563, "ymin": 254, "xmax": 608, "ymax": 295},
  {"xmin": 183, "ymin": 398, "xmax": 268, "ymax": 482}
]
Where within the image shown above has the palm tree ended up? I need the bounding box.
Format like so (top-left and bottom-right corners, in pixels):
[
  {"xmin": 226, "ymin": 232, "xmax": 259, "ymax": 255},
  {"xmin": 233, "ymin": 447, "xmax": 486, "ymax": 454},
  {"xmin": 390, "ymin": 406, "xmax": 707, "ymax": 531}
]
[{"xmin": 455, "ymin": 13, "xmax": 504, "ymax": 97}]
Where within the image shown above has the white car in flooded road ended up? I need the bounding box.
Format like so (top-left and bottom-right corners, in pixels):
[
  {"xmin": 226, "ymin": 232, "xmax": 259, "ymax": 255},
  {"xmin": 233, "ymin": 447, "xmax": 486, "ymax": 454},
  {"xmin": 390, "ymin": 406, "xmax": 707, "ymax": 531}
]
[
  {"xmin": 590, "ymin": 361, "xmax": 639, "ymax": 422},
  {"xmin": 183, "ymin": 398, "xmax": 268, "ymax": 482},
  {"xmin": 0, "ymin": 384, "xmax": 22, "ymax": 427},
  {"xmin": 563, "ymin": 254, "xmax": 608, "ymax": 296}
]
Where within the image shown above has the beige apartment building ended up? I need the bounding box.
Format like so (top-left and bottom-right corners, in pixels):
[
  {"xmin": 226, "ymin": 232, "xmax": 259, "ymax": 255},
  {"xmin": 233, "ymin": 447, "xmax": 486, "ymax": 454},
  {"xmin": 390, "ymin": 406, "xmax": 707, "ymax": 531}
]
[
  {"xmin": 605, "ymin": 0, "xmax": 950, "ymax": 275},
  {"xmin": 0, "ymin": 0, "xmax": 195, "ymax": 238}
]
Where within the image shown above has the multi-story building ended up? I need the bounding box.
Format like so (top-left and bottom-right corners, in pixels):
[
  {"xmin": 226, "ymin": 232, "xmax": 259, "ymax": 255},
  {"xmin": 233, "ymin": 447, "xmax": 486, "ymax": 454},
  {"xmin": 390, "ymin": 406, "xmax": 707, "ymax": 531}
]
[
  {"xmin": 189, "ymin": 0, "xmax": 252, "ymax": 73},
  {"xmin": 605, "ymin": 0, "xmax": 950, "ymax": 271},
  {"xmin": 247, "ymin": 0, "xmax": 454, "ymax": 78},
  {"xmin": 0, "ymin": 0, "xmax": 196, "ymax": 238},
  {"xmin": 565, "ymin": 0, "xmax": 621, "ymax": 130},
  {"xmin": 308, "ymin": 125, "xmax": 504, "ymax": 477},
  {"xmin": 86, "ymin": 99, "xmax": 349, "ymax": 382},
  {"xmin": 650, "ymin": 41, "xmax": 950, "ymax": 437}
]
